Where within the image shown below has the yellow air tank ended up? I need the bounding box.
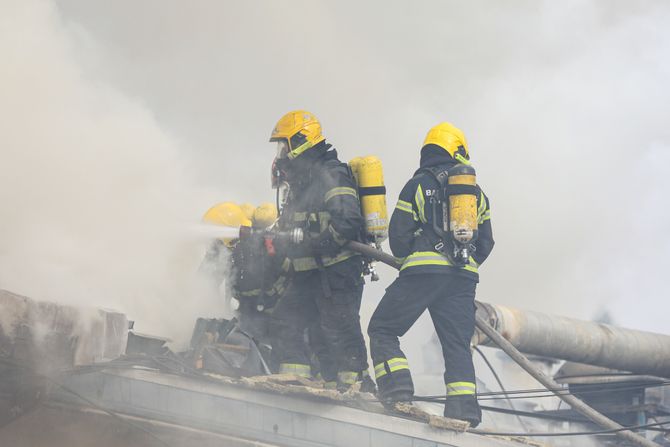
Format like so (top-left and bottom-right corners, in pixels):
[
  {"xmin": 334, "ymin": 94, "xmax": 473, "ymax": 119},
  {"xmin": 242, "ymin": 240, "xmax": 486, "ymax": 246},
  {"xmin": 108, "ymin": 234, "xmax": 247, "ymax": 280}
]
[
  {"xmin": 349, "ymin": 156, "xmax": 363, "ymax": 184},
  {"xmin": 350, "ymin": 156, "xmax": 388, "ymax": 243},
  {"xmin": 447, "ymin": 164, "xmax": 478, "ymax": 244}
]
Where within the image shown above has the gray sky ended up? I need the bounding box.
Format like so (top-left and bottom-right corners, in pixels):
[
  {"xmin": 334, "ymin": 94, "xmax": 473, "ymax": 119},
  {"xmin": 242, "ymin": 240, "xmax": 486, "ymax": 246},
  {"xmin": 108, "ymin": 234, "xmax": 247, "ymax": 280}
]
[{"xmin": 2, "ymin": 0, "xmax": 669, "ymax": 344}]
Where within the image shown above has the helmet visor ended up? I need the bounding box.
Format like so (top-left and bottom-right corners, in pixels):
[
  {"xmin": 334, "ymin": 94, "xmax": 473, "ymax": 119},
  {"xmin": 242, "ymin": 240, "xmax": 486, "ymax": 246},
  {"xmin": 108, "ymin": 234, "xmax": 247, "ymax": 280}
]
[{"xmin": 275, "ymin": 139, "xmax": 290, "ymax": 159}]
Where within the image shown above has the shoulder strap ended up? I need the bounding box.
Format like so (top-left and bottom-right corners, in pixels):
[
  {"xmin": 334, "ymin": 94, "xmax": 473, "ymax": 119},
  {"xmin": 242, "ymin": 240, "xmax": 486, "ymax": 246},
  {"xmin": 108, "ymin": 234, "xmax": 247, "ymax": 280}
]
[
  {"xmin": 415, "ymin": 166, "xmax": 449, "ymax": 188},
  {"xmin": 415, "ymin": 167, "xmax": 450, "ymax": 247}
]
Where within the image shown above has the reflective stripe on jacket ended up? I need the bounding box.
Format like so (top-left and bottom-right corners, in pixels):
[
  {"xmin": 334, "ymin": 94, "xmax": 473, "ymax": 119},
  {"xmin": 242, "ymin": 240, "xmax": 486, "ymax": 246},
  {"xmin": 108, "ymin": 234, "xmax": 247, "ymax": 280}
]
[
  {"xmin": 278, "ymin": 147, "xmax": 364, "ymax": 272},
  {"xmin": 389, "ymin": 159, "xmax": 494, "ymax": 278}
]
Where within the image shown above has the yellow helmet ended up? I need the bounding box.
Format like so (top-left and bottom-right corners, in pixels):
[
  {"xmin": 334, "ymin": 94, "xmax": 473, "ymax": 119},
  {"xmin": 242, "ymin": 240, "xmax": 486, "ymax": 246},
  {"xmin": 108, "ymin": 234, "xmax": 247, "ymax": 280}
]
[
  {"xmin": 269, "ymin": 110, "xmax": 325, "ymax": 160},
  {"xmin": 252, "ymin": 203, "xmax": 278, "ymax": 229},
  {"xmin": 202, "ymin": 202, "xmax": 252, "ymax": 228},
  {"xmin": 423, "ymin": 122, "xmax": 469, "ymax": 160},
  {"xmin": 239, "ymin": 203, "xmax": 255, "ymax": 221}
]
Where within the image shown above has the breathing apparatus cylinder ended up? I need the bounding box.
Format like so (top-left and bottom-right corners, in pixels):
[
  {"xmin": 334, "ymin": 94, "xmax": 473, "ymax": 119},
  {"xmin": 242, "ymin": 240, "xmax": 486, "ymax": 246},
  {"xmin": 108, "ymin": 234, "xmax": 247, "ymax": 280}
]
[
  {"xmin": 445, "ymin": 163, "xmax": 479, "ymax": 264},
  {"xmin": 349, "ymin": 156, "xmax": 389, "ymax": 244}
]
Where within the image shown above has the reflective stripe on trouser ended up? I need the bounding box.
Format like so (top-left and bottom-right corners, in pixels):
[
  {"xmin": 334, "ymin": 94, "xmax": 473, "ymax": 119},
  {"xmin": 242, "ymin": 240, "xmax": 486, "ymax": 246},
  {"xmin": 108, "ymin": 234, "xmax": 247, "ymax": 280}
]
[
  {"xmin": 279, "ymin": 363, "xmax": 311, "ymax": 378},
  {"xmin": 400, "ymin": 251, "xmax": 478, "ymax": 274},
  {"xmin": 446, "ymin": 381, "xmax": 476, "ymax": 396},
  {"xmin": 337, "ymin": 371, "xmax": 359, "ymax": 385},
  {"xmin": 271, "ymin": 259, "xmax": 368, "ymax": 381},
  {"xmin": 368, "ymin": 273, "xmax": 477, "ymax": 399},
  {"xmin": 373, "ymin": 357, "xmax": 410, "ymax": 380},
  {"xmin": 315, "ymin": 372, "xmax": 339, "ymax": 389}
]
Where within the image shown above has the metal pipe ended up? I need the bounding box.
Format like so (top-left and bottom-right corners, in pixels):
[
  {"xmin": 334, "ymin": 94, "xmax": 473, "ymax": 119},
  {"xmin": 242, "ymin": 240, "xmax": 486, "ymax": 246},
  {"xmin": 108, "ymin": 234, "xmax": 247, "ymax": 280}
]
[
  {"xmin": 475, "ymin": 302, "xmax": 670, "ymax": 378},
  {"xmin": 475, "ymin": 315, "xmax": 660, "ymax": 447}
]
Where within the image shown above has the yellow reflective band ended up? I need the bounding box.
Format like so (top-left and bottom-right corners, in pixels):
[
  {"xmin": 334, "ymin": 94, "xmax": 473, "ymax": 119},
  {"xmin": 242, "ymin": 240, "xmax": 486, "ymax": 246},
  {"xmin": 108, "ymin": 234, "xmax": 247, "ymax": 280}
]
[
  {"xmin": 293, "ymin": 212, "xmax": 308, "ymax": 222},
  {"xmin": 477, "ymin": 194, "xmax": 486, "ymax": 218},
  {"xmin": 238, "ymin": 289, "xmax": 262, "ymax": 297},
  {"xmin": 268, "ymin": 275, "xmax": 287, "ymax": 296},
  {"xmin": 374, "ymin": 358, "xmax": 410, "ymax": 379},
  {"xmin": 288, "ymin": 140, "xmax": 314, "ymax": 159},
  {"xmin": 401, "ymin": 251, "xmax": 450, "ymax": 270},
  {"xmin": 461, "ymin": 256, "xmax": 478, "ymax": 273},
  {"xmin": 318, "ymin": 211, "xmax": 331, "ymax": 231},
  {"xmin": 328, "ymin": 224, "xmax": 347, "ymax": 246},
  {"xmin": 293, "ymin": 211, "xmax": 326, "ymax": 223},
  {"xmin": 400, "ymin": 252, "xmax": 481, "ymax": 272},
  {"xmin": 279, "ymin": 363, "xmax": 311, "ymax": 378},
  {"xmin": 395, "ymin": 200, "xmax": 413, "ymax": 214},
  {"xmin": 325, "ymin": 187, "xmax": 358, "ymax": 202},
  {"xmin": 477, "ymin": 194, "xmax": 490, "ymax": 225},
  {"xmin": 291, "ymin": 250, "xmax": 358, "ymax": 271},
  {"xmin": 281, "ymin": 258, "xmax": 291, "ymax": 272},
  {"xmin": 415, "ymin": 184, "xmax": 427, "ymax": 223},
  {"xmin": 401, "ymin": 251, "xmax": 479, "ymax": 273},
  {"xmin": 454, "ymin": 153, "xmax": 471, "ymax": 165},
  {"xmin": 446, "ymin": 381, "xmax": 476, "ymax": 396},
  {"xmin": 338, "ymin": 371, "xmax": 359, "ymax": 385}
]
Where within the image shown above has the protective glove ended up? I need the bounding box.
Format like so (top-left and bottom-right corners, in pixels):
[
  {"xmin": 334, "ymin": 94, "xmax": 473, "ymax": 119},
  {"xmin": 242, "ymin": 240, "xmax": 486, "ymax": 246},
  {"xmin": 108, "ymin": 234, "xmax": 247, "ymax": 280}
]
[{"xmin": 309, "ymin": 229, "xmax": 342, "ymax": 257}]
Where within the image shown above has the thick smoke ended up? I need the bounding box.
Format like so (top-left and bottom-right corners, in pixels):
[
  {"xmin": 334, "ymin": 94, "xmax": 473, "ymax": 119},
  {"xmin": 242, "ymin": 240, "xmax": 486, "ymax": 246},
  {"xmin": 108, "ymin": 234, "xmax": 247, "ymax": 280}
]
[
  {"xmin": 2, "ymin": 0, "xmax": 669, "ymax": 357},
  {"xmin": 0, "ymin": 0, "xmax": 224, "ymax": 345},
  {"xmin": 51, "ymin": 1, "xmax": 670, "ymax": 329}
]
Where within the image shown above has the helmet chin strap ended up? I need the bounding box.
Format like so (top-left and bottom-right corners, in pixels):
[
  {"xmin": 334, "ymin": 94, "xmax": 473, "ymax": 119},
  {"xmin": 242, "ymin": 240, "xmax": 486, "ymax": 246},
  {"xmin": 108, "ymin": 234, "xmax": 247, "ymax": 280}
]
[
  {"xmin": 454, "ymin": 153, "xmax": 471, "ymax": 165},
  {"xmin": 288, "ymin": 140, "xmax": 313, "ymax": 159}
]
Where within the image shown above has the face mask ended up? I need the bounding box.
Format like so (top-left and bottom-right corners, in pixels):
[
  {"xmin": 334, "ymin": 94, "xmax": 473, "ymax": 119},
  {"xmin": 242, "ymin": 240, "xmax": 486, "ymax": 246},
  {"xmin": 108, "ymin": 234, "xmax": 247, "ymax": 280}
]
[
  {"xmin": 276, "ymin": 140, "xmax": 290, "ymax": 159},
  {"xmin": 274, "ymin": 156, "xmax": 292, "ymax": 178}
]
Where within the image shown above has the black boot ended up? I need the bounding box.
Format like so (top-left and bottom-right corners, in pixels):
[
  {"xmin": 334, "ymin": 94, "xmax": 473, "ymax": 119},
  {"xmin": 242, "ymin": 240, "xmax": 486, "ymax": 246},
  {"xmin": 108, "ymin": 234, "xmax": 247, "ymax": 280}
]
[
  {"xmin": 379, "ymin": 390, "xmax": 413, "ymax": 411},
  {"xmin": 443, "ymin": 395, "xmax": 482, "ymax": 428},
  {"xmin": 336, "ymin": 371, "xmax": 377, "ymax": 393},
  {"xmin": 359, "ymin": 374, "xmax": 377, "ymax": 394}
]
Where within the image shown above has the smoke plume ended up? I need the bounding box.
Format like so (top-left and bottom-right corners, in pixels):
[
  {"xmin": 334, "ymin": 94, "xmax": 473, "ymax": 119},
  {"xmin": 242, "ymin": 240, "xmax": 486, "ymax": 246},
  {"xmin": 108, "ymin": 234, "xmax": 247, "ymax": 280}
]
[
  {"xmin": 0, "ymin": 0, "xmax": 223, "ymax": 345},
  {"xmin": 2, "ymin": 0, "xmax": 669, "ymax": 352}
]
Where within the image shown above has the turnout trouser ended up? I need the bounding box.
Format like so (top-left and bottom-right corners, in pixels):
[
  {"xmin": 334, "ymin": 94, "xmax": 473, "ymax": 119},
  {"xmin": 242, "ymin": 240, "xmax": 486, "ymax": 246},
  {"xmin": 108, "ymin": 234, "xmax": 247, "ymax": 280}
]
[
  {"xmin": 368, "ymin": 272, "xmax": 481, "ymax": 424},
  {"xmin": 272, "ymin": 257, "xmax": 369, "ymax": 384}
]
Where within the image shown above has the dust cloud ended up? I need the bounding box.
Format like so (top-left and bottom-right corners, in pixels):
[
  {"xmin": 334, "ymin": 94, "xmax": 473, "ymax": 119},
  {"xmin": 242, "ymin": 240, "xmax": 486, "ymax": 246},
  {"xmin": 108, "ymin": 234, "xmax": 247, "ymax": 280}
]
[{"xmin": 2, "ymin": 0, "xmax": 670, "ymax": 352}]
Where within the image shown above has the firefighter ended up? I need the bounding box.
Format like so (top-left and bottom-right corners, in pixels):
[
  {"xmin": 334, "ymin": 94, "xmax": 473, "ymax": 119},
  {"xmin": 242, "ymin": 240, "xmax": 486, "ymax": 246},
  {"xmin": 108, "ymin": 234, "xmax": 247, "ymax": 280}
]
[
  {"xmin": 200, "ymin": 202, "xmax": 284, "ymax": 344},
  {"xmin": 200, "ymin": 202, "xmax": 251, "ymax": 289},
  {"xmin": 367, "ymin": 122, "xmax": 494, "ymax": 426},
  {"xmin": 231, "ymin": 203, "xmax": 285, "ymax": 342},
  {"xmin": 268, "ymin": 110, "xmax": 371, "ymax": 390}
]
